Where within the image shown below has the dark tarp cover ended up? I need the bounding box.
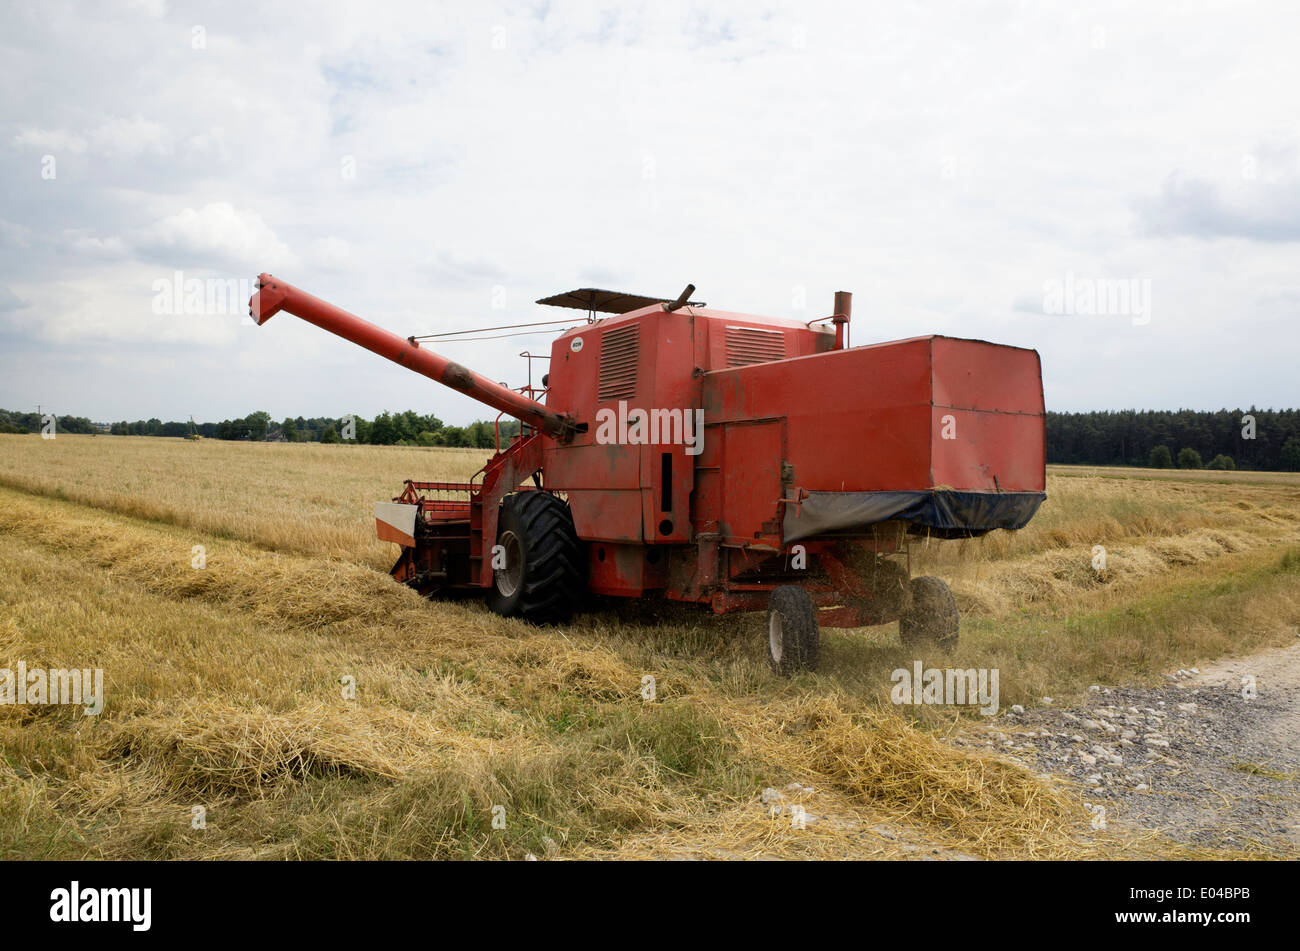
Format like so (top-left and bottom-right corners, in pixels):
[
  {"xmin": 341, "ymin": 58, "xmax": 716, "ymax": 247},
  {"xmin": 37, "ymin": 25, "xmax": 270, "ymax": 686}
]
[{"xmin": 783, "ymin": 489, "xmax": 1046, "ymax": 543}]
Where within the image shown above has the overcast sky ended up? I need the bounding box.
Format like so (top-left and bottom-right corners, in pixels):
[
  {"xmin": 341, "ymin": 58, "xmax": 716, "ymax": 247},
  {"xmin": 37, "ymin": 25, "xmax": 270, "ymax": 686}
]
[{"xmin": 1, "ymin": 0, "xmax": 1297, "ymax": 425}]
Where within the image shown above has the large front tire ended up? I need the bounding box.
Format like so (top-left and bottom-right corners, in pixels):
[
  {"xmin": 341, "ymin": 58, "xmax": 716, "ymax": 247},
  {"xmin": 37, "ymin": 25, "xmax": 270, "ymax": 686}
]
[{"xmin": 487, "ymin": 492, "xmax": 584, "ymax": 623}]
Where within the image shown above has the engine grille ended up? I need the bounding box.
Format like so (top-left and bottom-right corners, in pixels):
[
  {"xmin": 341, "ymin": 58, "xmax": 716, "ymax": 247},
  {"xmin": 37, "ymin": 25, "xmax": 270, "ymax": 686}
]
[
  {"xmin": 598, "ymin": 324, "xmax": 640, "ymax": 401},
  {"xmin": 725, "ymin": 326, "xmax": 786, "ymax": 367}
]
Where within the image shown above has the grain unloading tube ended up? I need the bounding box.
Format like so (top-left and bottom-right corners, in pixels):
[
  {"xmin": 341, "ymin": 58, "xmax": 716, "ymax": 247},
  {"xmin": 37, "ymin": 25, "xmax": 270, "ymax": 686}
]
[{"xmin": 248, "ymin": 274, "xmax": 577, "ymax": 440}]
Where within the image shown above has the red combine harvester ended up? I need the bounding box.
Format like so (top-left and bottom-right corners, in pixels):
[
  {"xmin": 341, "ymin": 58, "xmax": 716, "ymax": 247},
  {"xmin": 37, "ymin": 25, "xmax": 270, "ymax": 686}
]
[{"xmin": 249, "ymin": 275, "xmax": 1045, "ymax": 674}]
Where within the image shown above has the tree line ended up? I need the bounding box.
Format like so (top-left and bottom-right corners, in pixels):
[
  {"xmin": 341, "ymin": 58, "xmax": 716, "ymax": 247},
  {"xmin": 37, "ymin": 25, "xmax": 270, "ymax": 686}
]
[
  {"xmin": 0, "ymin": 408, "xmax": 520, "ymax": 449},
  {"xmin": 0, "ymin": 410, "xmax": 99, "ymax": 435},
  {"xmin": 1046, "ymin": 408, "xmax": 1300, "ymax": 471}
]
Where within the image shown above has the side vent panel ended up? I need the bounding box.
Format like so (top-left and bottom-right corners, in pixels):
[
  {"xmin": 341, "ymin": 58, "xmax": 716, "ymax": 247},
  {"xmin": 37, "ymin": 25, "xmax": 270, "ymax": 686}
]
[
  {"xmin": 598, "ymin": 324, "xmax": 640, "ymax": 401},
  {"xmin": 725, "ymin": 326, "xmax": 786, "ymax": 367}
]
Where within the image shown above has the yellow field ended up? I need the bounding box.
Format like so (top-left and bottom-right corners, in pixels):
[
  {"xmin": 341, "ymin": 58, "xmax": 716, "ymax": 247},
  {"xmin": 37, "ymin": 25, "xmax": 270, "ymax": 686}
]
[
  {"xmin": 0, "ymin": 435, "xmax": 486, "ymax": 570},
  {"xmin": 2, "ymin": 434, "xmax": 1298, "ymax": 859},
  {"xmin": 1050, "ymin": 463, "xmax": 1300, "ymax": 487}
]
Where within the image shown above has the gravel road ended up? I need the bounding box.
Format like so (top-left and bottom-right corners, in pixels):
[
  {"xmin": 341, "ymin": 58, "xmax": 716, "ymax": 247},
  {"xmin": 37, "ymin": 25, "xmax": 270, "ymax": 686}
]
[{"xmin": 959, "ymin": 642, "xmax": 1300, "ymax": 854}]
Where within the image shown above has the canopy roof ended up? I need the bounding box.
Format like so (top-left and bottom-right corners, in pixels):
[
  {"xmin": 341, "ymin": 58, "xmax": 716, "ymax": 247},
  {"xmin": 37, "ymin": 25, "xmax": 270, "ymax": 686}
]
[{"xmin": 535, "ymin": 287, "xmax": 706, "ymax": 314}]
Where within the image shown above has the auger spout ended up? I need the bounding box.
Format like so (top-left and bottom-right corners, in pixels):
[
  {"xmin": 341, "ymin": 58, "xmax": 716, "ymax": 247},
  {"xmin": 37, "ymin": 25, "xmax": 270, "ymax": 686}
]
[{"xmin": 248, "ymin": 273, "xmax": 576, "ymax": 440}]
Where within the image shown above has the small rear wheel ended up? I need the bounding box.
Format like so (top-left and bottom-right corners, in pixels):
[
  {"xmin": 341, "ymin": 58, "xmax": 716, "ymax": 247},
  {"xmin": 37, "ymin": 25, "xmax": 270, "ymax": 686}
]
[
  {"xmin": 767, "ymin": 585, "xmax": 820, "ymax": 676},
  {"xmin": 899, "ymin": 576, "xmax": 959, "ymax": 650}
]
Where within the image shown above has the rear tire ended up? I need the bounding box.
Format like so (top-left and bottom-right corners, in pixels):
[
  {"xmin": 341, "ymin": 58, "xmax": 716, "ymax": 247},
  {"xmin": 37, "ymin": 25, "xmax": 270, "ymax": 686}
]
[
  {"xmin": 767, "ymin": 585, "xmax": 820, "ymax": 676},
  {"xmin": 487, "ymin": 492, "xmax": 584, "ymax": 623},
  {"xmin": 899, "ymin": 576, "xmax": 959, "ymax": 650}
]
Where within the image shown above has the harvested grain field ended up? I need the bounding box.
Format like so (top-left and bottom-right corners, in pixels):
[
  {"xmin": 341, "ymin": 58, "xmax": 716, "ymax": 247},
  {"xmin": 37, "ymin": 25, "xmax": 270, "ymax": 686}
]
[{"xmin": 2, "ymin": 434, "xmax": 1298, "ymax": 859}]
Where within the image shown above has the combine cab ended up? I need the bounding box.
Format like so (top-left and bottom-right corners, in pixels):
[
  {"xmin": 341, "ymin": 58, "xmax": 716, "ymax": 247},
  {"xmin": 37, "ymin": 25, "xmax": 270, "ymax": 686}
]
[{"xmin": 249, "ymin": 276, "xmax": 1045, "ymax": 674}]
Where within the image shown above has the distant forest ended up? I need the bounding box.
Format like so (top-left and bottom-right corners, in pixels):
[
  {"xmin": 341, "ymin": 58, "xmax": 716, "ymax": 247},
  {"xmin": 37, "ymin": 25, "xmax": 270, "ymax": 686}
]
[
  {"xmin": 0, "ymin": 408, "xmax": 519, "ymax": 449},
  {"xmin": 2, "ymin": 407, "xmax": 1298, "ymax": 471},
  {"xmin": 1045, "ymin": 408, "xmax": 1300, "ymax": 471}
]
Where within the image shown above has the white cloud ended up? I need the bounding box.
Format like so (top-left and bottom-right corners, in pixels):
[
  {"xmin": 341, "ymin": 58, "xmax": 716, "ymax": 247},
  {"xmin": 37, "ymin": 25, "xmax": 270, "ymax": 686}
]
[
  {"xmin": 63, "ymin": 232, "xmax": 129, "ymax": 258},
  {"xmin": 310, "ymin": 236, "xmax": 353, "ymax": 272},
  {"xmin": 1136, "ymin": 164, "xmax": 1300, "ymax": 243},
  {"xmin": 183, "ymin": 126, "xmax": 231, "ymax": 161},
  {"xmin": 135, "ymin": 203, "xmax": 297, "ymax": 270},
  {"xmin": 89, "ymin": 114, "xmax": 173, "ymax": 158},
  {"xmin": 123, "ymin": 0, "xmax": 166, "ymax": 18},
  {"xmin": 0, "ymin": 271, "xmax": 242, "ymax": 348},
  {"xmin": 13, "ymin": 116, "xmax": 174, "ymax": 158},
  {"xmin": 0, "ymin": 284, "xmax": 26, "ymax": 312},
  {"xmin": 13, "ymin": 127, "xmax": 87, "ymax": 153}
]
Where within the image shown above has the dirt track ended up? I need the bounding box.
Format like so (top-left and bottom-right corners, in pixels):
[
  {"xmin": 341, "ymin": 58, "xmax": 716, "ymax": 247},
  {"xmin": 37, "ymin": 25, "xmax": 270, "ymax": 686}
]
[{"xmin": 962, "ymin": 641, "xmax": 1300, "ymax": 854}]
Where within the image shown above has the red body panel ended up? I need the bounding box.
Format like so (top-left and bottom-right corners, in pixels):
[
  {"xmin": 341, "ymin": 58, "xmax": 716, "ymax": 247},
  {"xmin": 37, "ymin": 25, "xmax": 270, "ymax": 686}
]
[
  {"xmin": 929, "ymin": 337, "xmax": 1045, "ymax": 492},
  {"xmin": 697, "ymin": 336, "xmax": 1045, "ymax": 544}
]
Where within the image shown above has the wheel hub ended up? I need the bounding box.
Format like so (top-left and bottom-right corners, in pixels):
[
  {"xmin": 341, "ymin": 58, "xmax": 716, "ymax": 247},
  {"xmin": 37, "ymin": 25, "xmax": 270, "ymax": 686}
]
[
  {"xmin": 768, "ymin": 612, "xmax": 784, "ymax": 665},
  {"xmin": 495, "ymin": 530, "xmax": 524, "ymax": 598}
]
